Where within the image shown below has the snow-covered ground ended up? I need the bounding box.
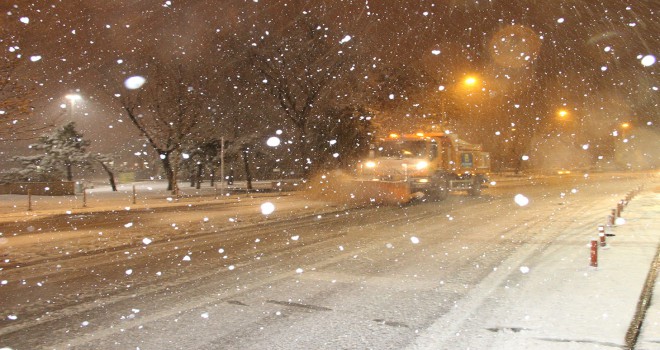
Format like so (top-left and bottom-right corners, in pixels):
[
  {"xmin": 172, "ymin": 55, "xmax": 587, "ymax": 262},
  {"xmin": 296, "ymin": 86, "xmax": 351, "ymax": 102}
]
[
  {"xmin": 0, "ymin": 180, "xmax": 343, "ymax": 270},
  {"xmin": 1, "ymin": 174, "xmax": 659, "ymax": 349},
  {"xmin": 410, "ymin": 188, "xmax": 660, "ymax": 349}
]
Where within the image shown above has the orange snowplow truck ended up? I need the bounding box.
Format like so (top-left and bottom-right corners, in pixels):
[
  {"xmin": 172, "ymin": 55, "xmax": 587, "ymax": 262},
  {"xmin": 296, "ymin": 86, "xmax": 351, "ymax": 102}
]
[{"xmin": 355, "ymin": 132, "xmax": 491, "ymax": 202}]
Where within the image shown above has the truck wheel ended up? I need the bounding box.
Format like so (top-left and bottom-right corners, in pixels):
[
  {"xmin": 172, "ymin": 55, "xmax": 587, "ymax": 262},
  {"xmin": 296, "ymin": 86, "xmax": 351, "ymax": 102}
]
[{"xmin": 468, "ymin": 177, "xmax": 482, "ymax": 196}]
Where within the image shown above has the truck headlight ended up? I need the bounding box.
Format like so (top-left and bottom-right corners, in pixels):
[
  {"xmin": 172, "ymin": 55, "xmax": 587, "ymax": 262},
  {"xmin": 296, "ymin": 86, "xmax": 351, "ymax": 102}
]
[
  {"xmin": 415, "ymin": 161, "xmax": 428, "ymax": 170},
  {"xmin": 365, "ymin": 161, "xmax": 377, "ymax": 168}
]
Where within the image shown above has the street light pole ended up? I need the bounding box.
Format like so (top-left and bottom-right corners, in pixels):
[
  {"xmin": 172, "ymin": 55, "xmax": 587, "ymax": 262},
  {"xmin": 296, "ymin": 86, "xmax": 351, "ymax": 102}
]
[
  {"xmin": 220, "ymin": 136, "xmax": 225, "ymax": 198},
  {"xmin": 438, "ymin": 87, "xmax": 447, "ymax": 121}
]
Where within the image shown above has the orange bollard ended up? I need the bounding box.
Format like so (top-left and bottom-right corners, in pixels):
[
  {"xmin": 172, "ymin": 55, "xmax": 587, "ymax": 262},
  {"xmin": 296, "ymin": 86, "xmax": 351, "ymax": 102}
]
[
  {"xmin": 590, "ymin": 239, "xmax": 598, "ymax": 268},
  {"xmin": 599, "ymin": 232, "xmax": 606, "ymax": 247}
]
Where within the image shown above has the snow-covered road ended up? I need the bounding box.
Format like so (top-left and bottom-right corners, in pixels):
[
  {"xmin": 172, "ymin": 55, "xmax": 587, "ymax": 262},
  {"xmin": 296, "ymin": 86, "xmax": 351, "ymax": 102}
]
[{"xmin": 0, "ymin": 172, "xmax": 656, "ymax": 349}]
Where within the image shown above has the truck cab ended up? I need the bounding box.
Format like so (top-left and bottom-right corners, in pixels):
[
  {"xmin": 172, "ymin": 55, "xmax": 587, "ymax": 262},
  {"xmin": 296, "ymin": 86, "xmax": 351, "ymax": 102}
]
[{"xmin": 357, "ymin": 132, "xmax": 490, "ymax": 200}]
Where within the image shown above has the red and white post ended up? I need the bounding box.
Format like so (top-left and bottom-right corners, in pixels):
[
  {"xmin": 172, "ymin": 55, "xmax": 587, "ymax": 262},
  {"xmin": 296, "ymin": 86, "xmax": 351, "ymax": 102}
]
[
  {"xmin": 598, "ymin": 225, "xmax": 606, "ymax": 247},
  {"xmin": 590, "ymin": 239, "xmax": 598, "ymax": 268}
]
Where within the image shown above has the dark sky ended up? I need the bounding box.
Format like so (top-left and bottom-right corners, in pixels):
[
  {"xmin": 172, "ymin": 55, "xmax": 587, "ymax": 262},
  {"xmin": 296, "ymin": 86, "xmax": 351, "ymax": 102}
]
[{"xmin": 2, "ymin": 0, "xmax": 658, "ymax": 158}]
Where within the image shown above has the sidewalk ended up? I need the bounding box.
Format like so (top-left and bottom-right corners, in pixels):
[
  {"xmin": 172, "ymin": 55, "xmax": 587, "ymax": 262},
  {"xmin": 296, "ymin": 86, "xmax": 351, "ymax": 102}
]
[
  {"xmin": 0, "ymin": 180, "xmax": 299, "ymax": 223},
  {"xmin": 636, "ymin": 190, "xmax": 660, "ymax": 349},
  {"xmin": 411, "ymin": 187, "xmax": 660, "ymax": 349},
  {"xmin": 0, "ymin": 180, "xmax": 345, "ymax": 271}
]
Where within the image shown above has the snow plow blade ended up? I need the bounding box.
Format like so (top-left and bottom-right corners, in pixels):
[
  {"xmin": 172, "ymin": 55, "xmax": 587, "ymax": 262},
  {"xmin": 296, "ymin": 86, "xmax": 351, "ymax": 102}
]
[
  {"xmin": 302, "ymin": 172, "xmax": 413, "ymax": 206},
  {"xmin": 351, "ymin": 180, "xmax": 413, "ymax": 205}
]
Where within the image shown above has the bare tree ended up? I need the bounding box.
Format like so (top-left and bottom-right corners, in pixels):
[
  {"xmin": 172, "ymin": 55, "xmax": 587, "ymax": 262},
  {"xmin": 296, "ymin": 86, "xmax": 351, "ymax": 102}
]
[
  {"xmin": 93, "ymin": 154, "xmax": 118, "ymax": 191},
  {"xmin": 0, "ymin": 39, "xmax": 54, "ymax": 141},
  {"xmin": 249, "ymin": 17, "xmax": 356, "ymax": 179},
  {"xmin": 117, "ymin": 61, "xmax": 209, "ymax": 194},
  {"xmin": 309, "ymin": 106, "xmax": 375, "ymax": 171}
]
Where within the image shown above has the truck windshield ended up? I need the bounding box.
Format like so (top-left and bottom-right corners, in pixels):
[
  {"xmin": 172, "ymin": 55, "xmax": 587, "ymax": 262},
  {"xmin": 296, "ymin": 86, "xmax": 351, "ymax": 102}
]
[{"xmin": 376, "ymin": 140, "xmax": 427, "ymax": 158}]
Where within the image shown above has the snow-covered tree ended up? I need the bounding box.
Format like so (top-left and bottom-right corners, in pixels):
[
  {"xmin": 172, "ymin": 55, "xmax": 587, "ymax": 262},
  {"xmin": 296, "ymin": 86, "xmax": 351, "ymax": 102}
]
[{"xmin": 4, "ymin": 122, "xmax": 91, "ymax": 182}]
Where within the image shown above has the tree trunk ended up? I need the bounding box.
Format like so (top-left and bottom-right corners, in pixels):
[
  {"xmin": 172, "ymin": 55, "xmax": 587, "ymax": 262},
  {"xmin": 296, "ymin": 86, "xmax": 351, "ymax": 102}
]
[
  {"xmin": 160, "ymin": 152, "xmax": 175, "ymax": 191},
  {"xmin": 190, "ymin": 168, "xmax": 195, "ymax": 187},
  {"xmin": 298, "ymin": 125, "xmax": 311, "ymax": 179},
  {"xmin": 209, "ymin": 166, "xmax": 216, "ymax": 186},
  {"xmin": 170, "ymin": 151, "xmax": 180, "ymax": 196},
  {"xmin": 196, "ymin": 162, "xmax": 203, "ymax": 189},
  {"xmin": 98, "ymin": 161, "xmax": 117, "ymax": 191},
  {"xmin": 66, "ymin": 163, "xmax": 73, "ymax": 181},
  {"xmin": 241, "ymin": 146, "xmax": 253, "ymax": 190}
]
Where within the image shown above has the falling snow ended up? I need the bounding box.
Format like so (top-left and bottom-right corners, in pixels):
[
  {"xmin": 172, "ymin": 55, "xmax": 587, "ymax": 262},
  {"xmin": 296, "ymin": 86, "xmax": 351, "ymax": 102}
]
[
  {"xmin": 124, "ymin": 76, "xmax": 146, "ymax": 89},
  {"xmin": 640, "ymin": 55, "xmax": 656, "ymax": 67},
  {"xmin": 266, "ymin": 137, "xmax": 281, "ymax": 147},
  {"xmin": 1, "ymin": 2, "xmax": 658, "ymax": 348},
  {"xmin": 339, "ymin": 35, "xmax": 352, "ymax": 44},
  {"xmin": 514, "ymin": 194, "xmax": 530, "ymax": 206},
  {"xmin": 261, "ymin": 202, "xmax": 275, "ymax": 215}
]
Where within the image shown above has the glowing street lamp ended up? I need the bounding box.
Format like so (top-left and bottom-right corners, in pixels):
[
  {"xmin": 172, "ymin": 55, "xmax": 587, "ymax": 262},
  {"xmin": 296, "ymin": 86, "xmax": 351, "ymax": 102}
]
[
  {"xmin": 65, "ymin": 93, "xmax": 82, "ymax": 105},
  {"xmin": 461, "ymin": 75, "xmax": 483, "ymax": 98},
  {"xmin": 557, "ymin": 109, "xmax": 569, "ymax": 119},
  {"xmin": 464, "ymin": 76, "xmax": 478, "ymax": 87},
  {"xmin": 65, "ymin": 94, "xmax": 82, "ymax": 118},
  {"xmin": 620, "ymin": 122, "xmax": 631, "ymax": 141}
]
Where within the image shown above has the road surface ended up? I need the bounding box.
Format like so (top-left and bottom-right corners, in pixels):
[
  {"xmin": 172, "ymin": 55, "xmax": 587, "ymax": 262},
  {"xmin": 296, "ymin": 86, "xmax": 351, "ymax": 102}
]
[{"xmin": 0, "ymin": 173, "xmax": 650, "ymax": 349}]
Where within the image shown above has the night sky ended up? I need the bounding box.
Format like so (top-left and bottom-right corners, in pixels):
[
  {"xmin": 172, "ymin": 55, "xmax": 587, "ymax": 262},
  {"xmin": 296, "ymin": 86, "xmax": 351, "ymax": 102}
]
[{"xmin": 1, "ymin": 0, "xmax": 657, "ymax": 167}]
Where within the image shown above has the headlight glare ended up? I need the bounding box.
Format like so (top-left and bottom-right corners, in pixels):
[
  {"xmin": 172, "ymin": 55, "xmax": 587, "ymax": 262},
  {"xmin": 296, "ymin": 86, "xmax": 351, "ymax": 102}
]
[{"xmin": 415, "ymin": 161, "xmax": 428, "ymax": 170}]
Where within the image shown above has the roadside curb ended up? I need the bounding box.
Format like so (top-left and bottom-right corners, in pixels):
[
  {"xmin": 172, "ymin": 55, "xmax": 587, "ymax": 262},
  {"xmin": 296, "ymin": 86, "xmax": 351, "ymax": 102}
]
[{"xmin": 626, "ymin": 242, "xmax": 660, "ymax": 349}]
